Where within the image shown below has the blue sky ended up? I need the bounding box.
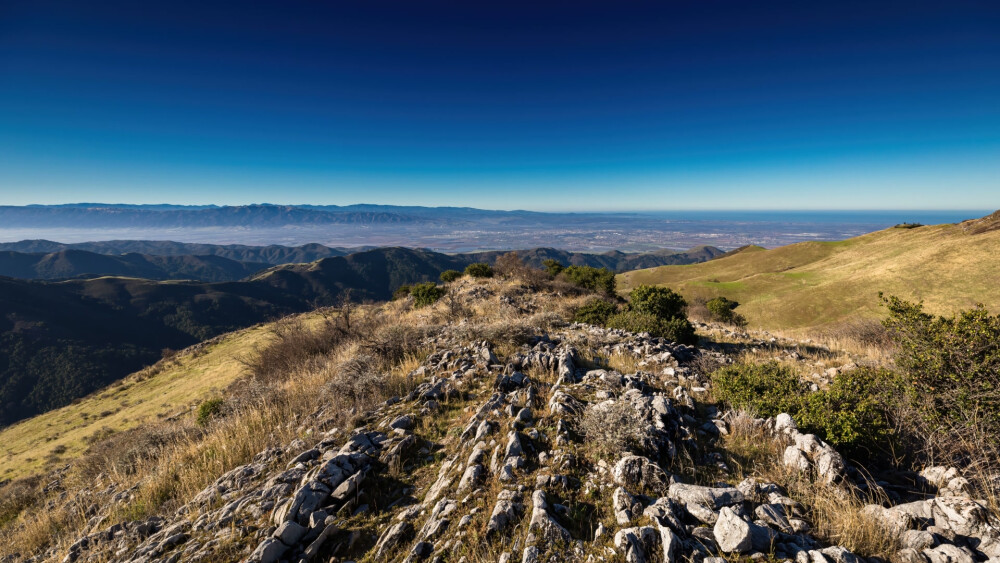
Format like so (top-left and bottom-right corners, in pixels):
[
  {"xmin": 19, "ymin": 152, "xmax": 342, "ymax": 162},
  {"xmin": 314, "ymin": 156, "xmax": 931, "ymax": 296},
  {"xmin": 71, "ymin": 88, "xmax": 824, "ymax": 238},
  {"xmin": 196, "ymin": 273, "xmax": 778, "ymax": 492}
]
[{"xmin": 0, "ymin": 1, "xmax": 998, "ymax": 211}]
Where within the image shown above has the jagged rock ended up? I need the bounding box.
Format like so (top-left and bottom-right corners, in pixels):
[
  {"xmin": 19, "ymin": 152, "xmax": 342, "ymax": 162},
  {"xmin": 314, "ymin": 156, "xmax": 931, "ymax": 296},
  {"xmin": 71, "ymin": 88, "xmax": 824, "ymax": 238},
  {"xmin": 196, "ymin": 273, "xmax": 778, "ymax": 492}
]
[
  {"xmin": 274, "ymin": 521, "xmax": 306, "ymax": 546},
  {"xmin": 528, "ymin": 490, "xmax": 570, "ymax": 542},
  {"xmin": 900, "ymin": 530, "xmax": 936, "ymax": 551},
  {"xmin": 303, "ymin": 521, "xmax": 339, "ymax": 560},
  {"xmin": 249, "ymin": 538, "xmax": 287, "ymax": 563},
  {"xmin": 373, "ymin": 521, "xmax": 414, "ymax": 559},
  {"xmin": 775, "ymin": 413, "xmax": 797, "ymax": 433},
  {"xmin": 922, "ymin": 544, "xmax": 975, "ymax": 563},
  {"xmin": 389, "ymin": 414, "xmax": 415, "ymax": 430},
  {"xmin": 614, "ymin": 526, "xmax": 661, "ymax": 563},
  {"xmin": 614, "ymin": 455, "xmax": 670, "ymax": 493},
  {"xmin": 820, "ymin": 546, "xmax": 862, "ymax": 563},
  {"xmin": 755, "ymin": 503, "xmax": 794, "ymax": 533},
  {"xmin": 714, "ymin": 507, "xmax": 752, "ymax": 553},
  {"xmin": 613, "ymin": 487, "xmax": 643, "ymax": 525},
  {"xmin": 668, "ymin": 483, "xmax": 744, "ymax": 524},
  {"xmin": 783, "ymin": 446, "xmax": 811, "ymax": 472},
  {"xmin": 487, "ymin": 490, "xmax": 523, "ymax": 536},
  {"xmin": 929, "ymin": 497, "xmax": 1000, "ymax": 557}
]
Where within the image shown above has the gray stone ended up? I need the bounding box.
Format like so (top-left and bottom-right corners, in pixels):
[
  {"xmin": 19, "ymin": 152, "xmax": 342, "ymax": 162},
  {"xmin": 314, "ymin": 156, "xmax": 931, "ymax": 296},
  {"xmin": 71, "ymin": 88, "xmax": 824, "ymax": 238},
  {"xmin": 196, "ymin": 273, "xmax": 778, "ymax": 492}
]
[
  {"xmin": 274, "ymin": 521, "xmax": 307, "ymax": 546},
  {"xmin": 250, "ymin": 538, "xmax": 287, "ymax": 563},
  {"xmin": 922, "ymin": 544, "xmax": 975, "ymax": 563},
  {"xmin": 714, "ymin": 507, "xmax": 752, "ymax": 553}
]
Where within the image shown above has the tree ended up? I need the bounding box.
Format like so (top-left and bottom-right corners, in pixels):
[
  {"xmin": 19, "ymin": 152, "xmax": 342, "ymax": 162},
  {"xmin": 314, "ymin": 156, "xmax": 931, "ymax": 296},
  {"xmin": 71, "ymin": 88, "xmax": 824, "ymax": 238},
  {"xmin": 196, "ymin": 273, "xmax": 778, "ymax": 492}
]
[
  {"xmin": 561, "ymin": 265, "xmax": 616, "ymax": 295},
  {"xmin": 440, "ymin": 270, "xmax": 462, "ymax": 283},
  {"xmin": 464, "ymin": 263, "xmax": 494, "ymax": 278},
  {"xmin": 629, "ymin": 285, "xmax": 686, "ymax": 320},
  {"xmin": 543, "ymin": 259, "xmax": 564, "ymax": 277},
  {"xmin": 410, "ymin": 282, "xmax": 446, "ymax": 308},
  {"xmin": 706, "ymin": 296, "xmax": 746, "ymax": 327}
]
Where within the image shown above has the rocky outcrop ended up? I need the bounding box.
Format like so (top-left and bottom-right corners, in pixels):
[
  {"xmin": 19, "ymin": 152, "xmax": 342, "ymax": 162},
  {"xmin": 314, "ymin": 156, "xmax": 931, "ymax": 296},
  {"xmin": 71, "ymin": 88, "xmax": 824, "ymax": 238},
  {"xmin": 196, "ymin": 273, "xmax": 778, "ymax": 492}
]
[{"xmin": 37, "ymin": 307, "xmax": 1000, "ymax": 563}]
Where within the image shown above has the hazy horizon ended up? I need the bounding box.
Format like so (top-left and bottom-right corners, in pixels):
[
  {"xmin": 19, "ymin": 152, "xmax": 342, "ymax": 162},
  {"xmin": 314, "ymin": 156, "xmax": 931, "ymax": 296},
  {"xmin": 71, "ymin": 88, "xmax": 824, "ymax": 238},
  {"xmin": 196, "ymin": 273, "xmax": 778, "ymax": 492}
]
[{"xmin": 2, "ymin": 1, "xmax": 997, "ymax": 210}]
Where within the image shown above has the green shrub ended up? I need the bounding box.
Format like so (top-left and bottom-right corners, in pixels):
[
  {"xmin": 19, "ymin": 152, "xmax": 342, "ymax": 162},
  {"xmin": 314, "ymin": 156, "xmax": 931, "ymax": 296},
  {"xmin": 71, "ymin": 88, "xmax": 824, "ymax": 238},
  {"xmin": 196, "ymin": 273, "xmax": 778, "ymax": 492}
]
[
  {"xmin": 797, "ymin": 367, "xmax": 903, "ymax": 458},
  {"xmin": 561, "ymin": 265, "xmax": 616, "ymax": 295},
  {"xmin": 440, "ymin": 270, "xmax": 462, "ymax": 283},
  {"xmin": 410, "ymin": 282, "xmax": 446, "ymax": 308},
  {"xmin": 711, "ymin": 361, "xmax": 806, "ymax": 418},
  {"xmin": 574, "ymin": 299, "xmax": 618, "ymax": 325},
  {"xmin": 464, "ymin": 263, "xmax": 494, "ymax": 278},
  {"xmin": 606, "ymin": 310, "xmax": 663, "ymax": 335},
  {"xmin": 601, "ymin": 310, "xmax": 694, "ymax": 344},
  {"xmin": 659, "ymin": 316, "xmax": 697, "ymax": 345},
  {"xmin": 392, "ymin": 285, "xmax": 412, "ymax": 300},
  {"xmin": 882, "ymin": 294, "xmax": 1000, "ymax": 429},
  {"xmin": 543, "ymin": 259, "xmax": 564, "ymax": 277},
  {"xmin": 630, "ymin": 285, "xmax": 686, "ymax": 319},
  {"xmin": 196, "ymin": 398, "xmax": 224, "ymax": 426},
  {"xmin": 706, "ymin": 296, "xmax": 746, "ymax": 327},
  {"xmin": 713, "ymin": 361, "xmax": 904, "ymax": 460}
]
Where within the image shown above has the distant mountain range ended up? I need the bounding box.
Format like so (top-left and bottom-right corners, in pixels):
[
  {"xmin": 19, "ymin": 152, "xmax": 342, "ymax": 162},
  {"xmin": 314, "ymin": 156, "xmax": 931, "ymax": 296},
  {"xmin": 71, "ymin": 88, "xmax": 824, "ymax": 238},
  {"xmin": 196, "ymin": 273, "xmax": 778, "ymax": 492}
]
[
  {"xmin": 0, "ymin": 204, "xmax": 424, "ymax": 228},
  {"xmin": 0, "ymin": 244, "xmax": 722, "ymax": 426},
  {"xmin": 0, "ymin": 241, "xmax": 723, "ymax": 281}
]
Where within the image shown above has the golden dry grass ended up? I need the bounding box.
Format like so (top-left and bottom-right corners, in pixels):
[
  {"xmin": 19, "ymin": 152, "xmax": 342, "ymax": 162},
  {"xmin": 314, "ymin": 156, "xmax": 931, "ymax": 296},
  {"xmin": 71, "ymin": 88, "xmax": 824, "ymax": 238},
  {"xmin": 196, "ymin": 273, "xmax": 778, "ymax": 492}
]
[
  {"xmin": 619, "ymin": 221, "xmax": 1000, "ymax": 335},
  {"xmin": 0, "ymin": 319, "xmax": 298, "ymax": 481},
  {"xmin": 722, "ymin": 413, "xmax": 901, "ymax": 559}
]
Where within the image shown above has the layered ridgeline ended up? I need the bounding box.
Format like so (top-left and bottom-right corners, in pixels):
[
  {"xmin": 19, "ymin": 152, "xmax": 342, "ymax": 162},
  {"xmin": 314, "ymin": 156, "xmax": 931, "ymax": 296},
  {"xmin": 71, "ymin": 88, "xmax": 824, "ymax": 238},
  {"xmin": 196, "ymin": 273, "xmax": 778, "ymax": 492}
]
[
  {"xmin": 619, "ymin": 211, "xmax": 1000, "ymax": 333},
  {"xmin": 2, "ymin": 274, "xmax": 997, "ymax": 563},
  {"xmin": 0, "ymin": 243, "xmax": 722, "ymax": 281},
  {"xmin": 0, "ymin": 246, "xmax": 721, "ymax": 427}
]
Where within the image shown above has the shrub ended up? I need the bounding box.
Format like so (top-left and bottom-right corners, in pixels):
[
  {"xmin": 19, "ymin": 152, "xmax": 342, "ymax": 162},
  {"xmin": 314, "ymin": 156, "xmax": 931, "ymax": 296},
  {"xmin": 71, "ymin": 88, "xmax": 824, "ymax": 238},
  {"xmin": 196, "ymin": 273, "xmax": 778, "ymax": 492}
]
[
  {"xmin": 606, "ymin": 310, "xmax": 662, "ymax": 335},
  {"xmin": 659, "ymin": 316, "xmax": 698, "ymax": 345},
  {"xmin": 439, "ymin": 270, "xmax": 462, "ymax": 283},
  {"xmin": 797, "ymin": 368, "xmax": 904, "ymax": 459},
  {"xmin": 630, "ymin": 285, "xmax": 687, "ymax": 320},
  {"xmin": 196, "ymin": 398, "xmax": 224, "ymax": 426},
  {"xmin": 580, "ymin": 400, "xmax": 649, "ymax": 458},
  {"xmin": 706, "ymin": 296, "xmax": 746, "ymax": 327},
  {"xmin": 542, "ymin": 259, "xmax": 564, "ymax": 277},
  {"xmin": 494, "ymin": 252, "xmax": 526, "ymax": 279},
  {"xmin": 244, "ymin": 316, "xmax": 351, "ymax": 382},
  {"xmin": 393, "ymin": 285, "xmax": 412, "ymax": 300},
  {"xmin": 560, "ymin": 265, "xmax": 616, "ymax": 295},
  {"xmin": 464, "ymin": 263, "xmax": 494, "ymax": 278},
  {"xmin": 574, "ymin": 299, "xmax": 618, "ymax": 326},
  {"xmin": 711, "ymin": 361, "xmax": 806, "ymax": 418},
  {"xmin": 410, "ymin": 282, "xmax": 446, "ymax": 308},
  {"xmin": 882, "ymin": 295, "xmax": 1000, "ymax": 429}
]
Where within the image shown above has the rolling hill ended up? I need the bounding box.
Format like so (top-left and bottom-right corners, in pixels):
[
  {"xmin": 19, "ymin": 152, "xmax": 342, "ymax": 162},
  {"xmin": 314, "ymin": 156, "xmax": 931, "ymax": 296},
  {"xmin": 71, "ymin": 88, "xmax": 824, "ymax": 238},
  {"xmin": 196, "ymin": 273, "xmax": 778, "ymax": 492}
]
[
  {"xmin": 618, "ymin": 212, "xmax": 1000, "ymax": 334},
  {"xmin": 0, "ymin": 249, "xmax": 268, "ymax": 282}
]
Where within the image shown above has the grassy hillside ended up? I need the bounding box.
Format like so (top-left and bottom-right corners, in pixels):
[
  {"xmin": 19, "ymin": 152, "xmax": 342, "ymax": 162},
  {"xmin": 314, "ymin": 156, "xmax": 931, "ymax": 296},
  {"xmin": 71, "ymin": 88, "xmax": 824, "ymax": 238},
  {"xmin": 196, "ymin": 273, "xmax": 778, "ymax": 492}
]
[
  {"xmin": 619, "ymin": 216, "xmax": 1000, "ymax": 333},
  {"xmin": 0, "ymin": 318, "xmax": 283, "ymax": 481}
]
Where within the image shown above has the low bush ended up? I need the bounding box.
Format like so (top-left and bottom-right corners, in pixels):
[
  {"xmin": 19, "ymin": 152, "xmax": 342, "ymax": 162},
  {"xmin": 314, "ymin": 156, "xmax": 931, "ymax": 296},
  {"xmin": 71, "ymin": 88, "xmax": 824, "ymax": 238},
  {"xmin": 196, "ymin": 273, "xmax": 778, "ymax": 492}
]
[
  {"xmin": 410, "ymin": 282, "xmax": 446, "ymax": 308},
  {"xmin": 712, "ymin": 361, "xmax": 905, "ymax": 460},
  {"xmin": 711, "ymin": 361, "xmax": 806, "ymax": 418},
  {"xmin": 464, "ymin": 263, "xmax": 494, "ymax": 278},
  {"xmin": 579, "ymin": 400, "xmax": 649, "ymax": 458},
  {"xmin": 542, "ymin": 259, "xmax": 564, "ymax": 277},
  {"xmin": 880, "ymin": 295, "xmax": 1000, "ymax": 465},
  {"xmin": 573, "ymin": 299, "xmax": 618, "ymax": 326},
  {"xmin": 560, "ymin": 265, "xmax": 616, "ymax": 295},
  {"xmin": 196, "ymin": 398, "xmax": 225, "ymax": 426},
  {"xmin": 392, "ymin": 285, "xmax": 412, "ymax": 300},
  {"xmin": 706, "ymin": 296, "xmax": 746, "ymax": 327},
  {"xmin": 796, "ymin": 367, "xmax": 903, "ymax": 458},
  {"xmin": 631, "ymin": 285, "xmax": 687, "ymax": 320},
  {"xmin": 439, "ymin": 270, "xmax": 462, "ymax": 283}
]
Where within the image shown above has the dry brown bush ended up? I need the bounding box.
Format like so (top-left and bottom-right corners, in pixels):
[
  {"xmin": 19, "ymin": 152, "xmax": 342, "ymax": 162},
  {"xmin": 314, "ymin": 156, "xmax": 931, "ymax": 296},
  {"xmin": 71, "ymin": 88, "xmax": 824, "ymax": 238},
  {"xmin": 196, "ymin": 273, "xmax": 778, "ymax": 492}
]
[{"xmin": 579, "ymin": 399, "xmax": 649, "ymax": 459}]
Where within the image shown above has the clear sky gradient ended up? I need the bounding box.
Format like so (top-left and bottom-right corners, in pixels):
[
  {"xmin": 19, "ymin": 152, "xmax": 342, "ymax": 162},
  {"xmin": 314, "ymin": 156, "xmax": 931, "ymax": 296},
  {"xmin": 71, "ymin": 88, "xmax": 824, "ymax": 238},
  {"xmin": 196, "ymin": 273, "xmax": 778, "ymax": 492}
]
[{"xmin": 1, "ymin": 1, "xmax": 998, "ymax": 211}]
